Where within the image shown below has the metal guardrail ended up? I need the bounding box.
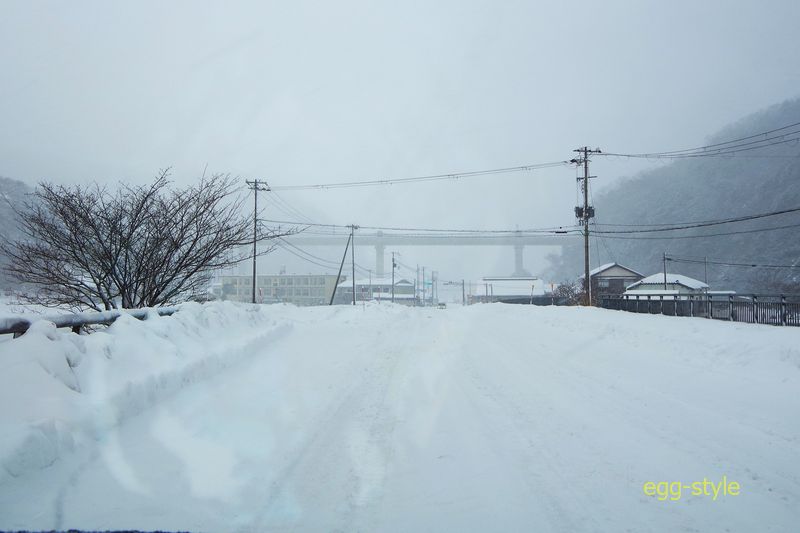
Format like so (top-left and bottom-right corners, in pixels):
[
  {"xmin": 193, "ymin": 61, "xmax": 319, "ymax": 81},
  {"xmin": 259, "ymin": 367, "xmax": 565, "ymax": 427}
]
[
  {"xmin": 599, "ymin": 294, "xmax": 800, "ymax": 327},
  {"xmin": 0, "ymin": 307, "xmax": 179, "ymax": 338}
]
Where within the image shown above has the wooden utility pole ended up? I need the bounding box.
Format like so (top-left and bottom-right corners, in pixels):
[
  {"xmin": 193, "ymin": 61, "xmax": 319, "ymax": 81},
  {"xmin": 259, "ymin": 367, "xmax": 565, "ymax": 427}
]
[
  {"xmin": 245, "ymin": 179, "xmax": 270, "ymax": 304},
  {"xmin": 391, "ymin": 252, "xmax": 396, "ymax": 303},
  {"xmin": 663, "ymin": 252, "xmax": 668, "ymax": 290},
  {"xmin": 572, "ymin": 147, "xmax": 600, "ymax": 306},
  {"xmin": 350, "ymin": 224, "xmax": 358, "ymax": 305},
  {"xmin": 422, "ymin": 267, "xmax": 426, "ymax": 306},
  {"xmin": 329, "ymin": 231, "xmax": 352, "ymax": 305},
  {"xmin": 416, "ymin": 265, "xmax": 419, "ymax": 306}
]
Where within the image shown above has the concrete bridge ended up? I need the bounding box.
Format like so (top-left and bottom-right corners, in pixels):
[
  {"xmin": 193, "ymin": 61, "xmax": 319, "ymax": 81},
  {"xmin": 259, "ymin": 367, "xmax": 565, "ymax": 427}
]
[{"xmin": 286, "ymin": 231, "xmax": 578, "ymax": 277}]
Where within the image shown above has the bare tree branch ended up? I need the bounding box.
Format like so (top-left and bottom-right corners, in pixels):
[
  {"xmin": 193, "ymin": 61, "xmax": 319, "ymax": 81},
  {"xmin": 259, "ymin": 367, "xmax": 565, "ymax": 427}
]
[{"xmin": 1, "ymin": 171, "xmax": 298, "ymax": 310}]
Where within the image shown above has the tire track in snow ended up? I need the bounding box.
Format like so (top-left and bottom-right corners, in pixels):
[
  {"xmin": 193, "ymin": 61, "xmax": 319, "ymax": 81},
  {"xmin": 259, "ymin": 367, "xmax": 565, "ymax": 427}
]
[{"xmin": 243, "ymin": 313, "xmax": 419, "ymax": 532}]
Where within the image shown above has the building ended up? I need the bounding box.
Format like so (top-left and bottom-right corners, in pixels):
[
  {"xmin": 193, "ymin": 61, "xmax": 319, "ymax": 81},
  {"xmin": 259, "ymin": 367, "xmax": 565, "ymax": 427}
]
[
  {"xmin": 624, "ymin": 273, "xmax": 709, "ymax": 299},
  {"xmin": 579, "ymin": 263, "xmax": 644, "ymax": 297},
  {"xmin": 333, "ymin": 277, "xmax": 417, "ymax": 305},
  {"xmin": 467, "ymin": 277, "xmax": 545, "ymax": 304},
  {"xmin": 213, "ymin": 274, "xmax": 343, "ymax": 306}
]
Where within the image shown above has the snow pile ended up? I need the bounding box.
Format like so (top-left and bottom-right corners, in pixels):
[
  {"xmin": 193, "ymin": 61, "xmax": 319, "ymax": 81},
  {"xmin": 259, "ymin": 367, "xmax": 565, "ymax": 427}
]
[{"xmin": 0, "ymin": 301, "xmax": 291, "ymax": 484}]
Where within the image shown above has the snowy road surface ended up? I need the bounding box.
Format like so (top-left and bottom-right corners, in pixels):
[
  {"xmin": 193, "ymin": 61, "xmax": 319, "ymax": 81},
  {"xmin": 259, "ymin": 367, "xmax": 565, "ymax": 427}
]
[{"xmin": 1, "ymin": 303, "xmax": 799, "ymax": 532}]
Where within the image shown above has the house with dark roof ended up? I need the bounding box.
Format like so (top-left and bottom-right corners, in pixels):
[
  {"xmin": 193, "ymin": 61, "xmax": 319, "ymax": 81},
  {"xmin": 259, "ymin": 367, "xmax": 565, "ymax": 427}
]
[{"xmin": 578, "ymin": 263, "xmax": 645, "ymax": 298}]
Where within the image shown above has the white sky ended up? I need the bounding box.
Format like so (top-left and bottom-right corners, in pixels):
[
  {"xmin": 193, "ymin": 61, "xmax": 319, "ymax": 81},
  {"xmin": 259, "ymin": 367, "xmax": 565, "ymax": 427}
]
[{"xmin": 2, "ymin": 0, "xmax": 799, "ymax": 280}]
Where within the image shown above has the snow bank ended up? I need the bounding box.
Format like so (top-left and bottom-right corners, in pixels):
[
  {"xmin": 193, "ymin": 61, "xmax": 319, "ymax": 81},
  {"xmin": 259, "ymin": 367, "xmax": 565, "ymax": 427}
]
[{"xmin": 0, "ymin": 301, "xmax": 291, "ymax": 484}]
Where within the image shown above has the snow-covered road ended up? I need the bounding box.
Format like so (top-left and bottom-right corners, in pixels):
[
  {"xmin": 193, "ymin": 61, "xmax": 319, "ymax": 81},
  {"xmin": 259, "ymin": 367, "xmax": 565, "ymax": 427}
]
[{"xmin": 1, "ymin": 303, "xmax": 799, "ymax": 532}]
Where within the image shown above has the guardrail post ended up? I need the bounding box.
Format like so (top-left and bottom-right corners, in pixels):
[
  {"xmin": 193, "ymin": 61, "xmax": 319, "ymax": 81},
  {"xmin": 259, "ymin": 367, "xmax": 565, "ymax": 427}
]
[
  {"xmin": 728, "ymin": 294, "xmax": 734, "ymax": 321},
  {"xmin": 781, "ymin": 295, "xmax": 787, "ymax": 326},
  {"xmin": 753, "ymin": 295, "xmax": 758, "ymax": 324},
  {"xmin": 689, "ymin": 297, "xmax": 694, "ymax": 317}
]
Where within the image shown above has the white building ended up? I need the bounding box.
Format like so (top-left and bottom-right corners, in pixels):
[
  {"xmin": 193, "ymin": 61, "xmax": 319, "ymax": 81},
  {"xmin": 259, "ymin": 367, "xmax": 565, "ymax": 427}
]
[
  {"xmin": 213, "ymin": 274, "xmax": 342, "ymax": 306},
  {"xmin": 624, "ymin": 273, "xmax": 709, "ymax": 299},
  {"xmin": 333, "ymin": 277, "xmax": 417, "ymax": 305},
  {"xmin": 468, "ymin": 277, "xmax": 544, "ymax": 304}
]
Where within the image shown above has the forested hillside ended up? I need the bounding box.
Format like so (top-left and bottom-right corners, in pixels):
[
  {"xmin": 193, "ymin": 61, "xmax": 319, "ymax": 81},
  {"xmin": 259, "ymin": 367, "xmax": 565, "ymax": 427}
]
[{"xmin": 548, "ymin": 98, "xmax": 800, "ymax": 293}]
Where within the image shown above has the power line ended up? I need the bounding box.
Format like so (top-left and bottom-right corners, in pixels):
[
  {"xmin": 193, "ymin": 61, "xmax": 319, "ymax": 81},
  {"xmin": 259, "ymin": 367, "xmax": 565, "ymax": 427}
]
[
  {"xmin": 599, "ymin": 121, "xmax": 800, "ymax": 159},
  {"xmin": 666, "ymin": 255, "xmax": 800, "ymax": 269},
  {"xmin": 270, "ymin": 191, "xmax": 317, "ymax": 223},
  {"xmin": 591, "ymin": 206, "xmax": 800, "ymax": 234},
  {"xmin": 276, "ymin": 237, "xmax": 372, "ymax": 275},
  {"xmin": 603, "ymin": 134, "xmax": 800, "ymax": 159},
  {"xmin": 260, "ymin": 217, "xmax": 580, "ymax": 235},
  {"xmin": 596, "ymin": 222, "xmax": 800, "ymax": 240},
  {"xmin": 257, "ymin": 205, "xmax": 800, "ymax": 240},
  {"xmin": 269, "ymin": 161, "xmax": 569, "ymax": 191}
]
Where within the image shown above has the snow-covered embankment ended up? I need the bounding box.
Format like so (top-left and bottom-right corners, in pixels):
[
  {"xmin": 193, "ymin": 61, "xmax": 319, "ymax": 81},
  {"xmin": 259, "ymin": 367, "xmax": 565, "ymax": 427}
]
[{"xmin": 0, "ymin": 301, "xmax": 289, "ymax": 484}]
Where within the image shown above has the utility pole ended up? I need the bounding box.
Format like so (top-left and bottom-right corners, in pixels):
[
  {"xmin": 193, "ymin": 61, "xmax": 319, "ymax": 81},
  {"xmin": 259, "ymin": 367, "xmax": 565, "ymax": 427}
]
[
  {"xmin": 416, "ymin": 265, "xmax": 419, "ymax": 306},
  {"xmin": 368, "ymin": 269, "xmax": 372, "ymax": 302},
  {"xmin": 572, "ymin": 147, "xmax": 600, "ymax": 306},
  {"xmin": 704, "ymin": 257, "xmax": 708, "ymax": 285},
  {"xmin": 462, "ymin": 279, "xmax": 465, "ymax": 306},
  {"xmin": 663, "ymin": 252, "xmax": 668, "ymax": 290},
  {"xmin": 329, "ymin": 231, "xmax": 352, "ymax": 305},
  {"xmin": 350, "ymin": 224, "xmax": 358, "ymax": 305},
  {"xmin": 422, "ymin": 267, "xmax": 426, "ymax": 306},
  {"xmin": 245, "ymin": 179, "xmax": 270, "ymax": 304},
  {"xmin": 391, "ymin": 252, "xmax": 396, "ymax": 303}
]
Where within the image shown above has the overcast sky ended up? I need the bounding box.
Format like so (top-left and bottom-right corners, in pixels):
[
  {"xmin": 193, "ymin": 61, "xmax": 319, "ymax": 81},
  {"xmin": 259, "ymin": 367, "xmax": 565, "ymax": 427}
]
[{"xmin": 2, "ymin": 0, "xmax": 799, "ymax": 285}]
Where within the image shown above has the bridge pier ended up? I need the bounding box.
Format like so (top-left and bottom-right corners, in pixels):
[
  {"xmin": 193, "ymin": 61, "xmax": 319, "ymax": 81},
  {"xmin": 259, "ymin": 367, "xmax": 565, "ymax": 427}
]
[
  {"xmin": 512, "ymin": 243, "xmax": 531, "ymax": 277},
  {"xmin": 375, "ymin": 243, "xmax": 385, "ymax": 277}
]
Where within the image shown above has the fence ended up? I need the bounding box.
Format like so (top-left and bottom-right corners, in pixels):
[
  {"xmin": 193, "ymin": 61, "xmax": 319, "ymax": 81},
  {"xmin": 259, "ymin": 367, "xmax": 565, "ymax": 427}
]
[
  {"xmin": 0, "ymin": 307, "xmax": 179, "ymax": 338},
  {"xmin": 599, "ymin": 294, "xmax": 800, "ymax": 327}
]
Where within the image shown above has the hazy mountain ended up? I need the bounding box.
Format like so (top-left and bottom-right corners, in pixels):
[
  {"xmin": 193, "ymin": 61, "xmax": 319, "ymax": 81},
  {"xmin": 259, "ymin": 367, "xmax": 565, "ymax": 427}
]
[
  {"xmin": 0, "ymin": 176, "xmax": 32, "ymax": 290},
  {"xmin": 547, "ymin": 98, "xmax": 800, "ymax": 293}
]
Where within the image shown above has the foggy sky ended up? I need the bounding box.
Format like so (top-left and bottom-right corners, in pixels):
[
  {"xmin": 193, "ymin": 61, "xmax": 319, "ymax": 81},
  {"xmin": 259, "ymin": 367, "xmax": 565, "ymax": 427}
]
[{"xmin": 2, "ymin": 0, "xmax": 799, "ymax": 285}]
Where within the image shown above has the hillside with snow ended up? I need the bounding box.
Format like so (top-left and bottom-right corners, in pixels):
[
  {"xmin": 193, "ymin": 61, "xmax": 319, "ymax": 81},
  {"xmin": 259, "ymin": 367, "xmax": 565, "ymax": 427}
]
[
  {"xmin": 0, "ymin": 302, "xmax": 798, "ymax": 532},
  {"xmin": 548, "ymin": 98, "xmax": 800, "ymax": 293}
]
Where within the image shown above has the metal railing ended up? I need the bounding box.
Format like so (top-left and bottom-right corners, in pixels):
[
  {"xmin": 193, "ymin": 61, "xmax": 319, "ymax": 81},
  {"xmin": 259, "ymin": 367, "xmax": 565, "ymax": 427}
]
[
  {"xmin": 0, "ymin": 307, "xmax": 179, "ymax": 338},
  {"xmin": 599, "ymin": 294, "xmax": 800, "ymax": 327}
]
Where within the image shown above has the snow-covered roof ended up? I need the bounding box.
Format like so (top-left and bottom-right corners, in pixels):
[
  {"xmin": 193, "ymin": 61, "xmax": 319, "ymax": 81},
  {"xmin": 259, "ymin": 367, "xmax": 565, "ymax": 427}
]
[
  {"xmin": 623, "ymin": 289, "xmax": 681, "ymax": 296},
  {"xmin": 372, "ymin": 292, "xmax": 415, "ymax": 299},
  {"xmin": 578, "ymin": 262, "xmax": 644, "ymax": 279},
  {"xmin": 482, "ymin": 277, "xmax": 538, "ymax": 281},
  {"xmin": 338, "ymin": 278, "xmax": 411, "ymax": 288},
  {"xmin": 627, "ymin": 273, "xmax": 708, "ymax": 290}
]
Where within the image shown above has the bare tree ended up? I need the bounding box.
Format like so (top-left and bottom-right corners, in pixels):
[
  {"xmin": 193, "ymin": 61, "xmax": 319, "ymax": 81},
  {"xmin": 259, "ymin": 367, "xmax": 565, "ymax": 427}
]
[
  {"xmin": 2, "ymin": 170, "xmax": 294, "ymax": 311},
  {"xmin": 554, "ymin": 280, "xmax": 581, "ymax": 306}
]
